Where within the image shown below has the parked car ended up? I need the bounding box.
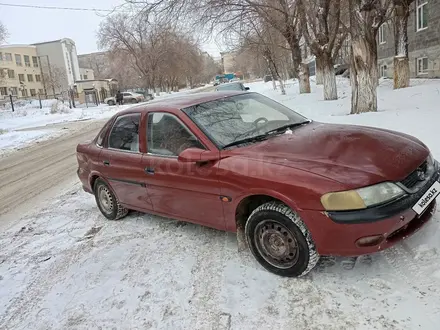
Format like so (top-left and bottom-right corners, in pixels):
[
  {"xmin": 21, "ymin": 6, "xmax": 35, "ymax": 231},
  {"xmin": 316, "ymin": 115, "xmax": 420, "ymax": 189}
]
[
  {"xmin": 77, "ymin": 91, "xmax": 439, "ymax": 277},
  {"xmin": 264, "ymin": 75, "xmax": 273, "ymax": 82},
  {"xmin": 215, "ymin": 82, "xmax": 250, "ymax": 92},
  {"xmin": 104, "ymin": 92, "xmax": 145, "ymax": 106}
]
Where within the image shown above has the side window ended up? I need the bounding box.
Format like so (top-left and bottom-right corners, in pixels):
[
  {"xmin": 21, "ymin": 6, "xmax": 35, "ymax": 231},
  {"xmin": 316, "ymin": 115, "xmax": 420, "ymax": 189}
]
[
  {"xmin": 96, "ymin": 120, "xmax": 113, "ymax": 147},
  {"xmin": 147, "ymin": 113, "xmax": 205, "ymax": 156},
  {"xmin": 123, "ymin": 93, "xmax": 131, "ymax": 97},
  {"xmin": 108, "ymin": 114, "xmax": 140, "ymax": 152}
]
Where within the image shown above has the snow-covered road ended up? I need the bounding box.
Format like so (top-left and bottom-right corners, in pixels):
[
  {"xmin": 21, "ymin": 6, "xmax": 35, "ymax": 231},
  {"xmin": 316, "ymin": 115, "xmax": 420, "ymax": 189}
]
[{"xmin": 0, "ymin": 185, "xmax": 439, "ymax": 329}]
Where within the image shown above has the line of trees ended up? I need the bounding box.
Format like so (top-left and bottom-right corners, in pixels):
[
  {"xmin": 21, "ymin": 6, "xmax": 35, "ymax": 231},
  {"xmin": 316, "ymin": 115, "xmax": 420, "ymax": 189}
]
[
  {"xmin": 97, "ymin": 14, "xmax": 221, "ymax": 94},
  {"xmin": 101, "ymin": 0, "xmax": 417, "ymax": 113}
]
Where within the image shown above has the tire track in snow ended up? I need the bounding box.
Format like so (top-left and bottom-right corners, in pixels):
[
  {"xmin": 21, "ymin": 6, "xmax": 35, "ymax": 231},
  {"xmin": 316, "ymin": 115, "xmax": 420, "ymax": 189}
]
[{"xmin": 382, "ymin": 241, "xmax": 440, "ymax": 326}]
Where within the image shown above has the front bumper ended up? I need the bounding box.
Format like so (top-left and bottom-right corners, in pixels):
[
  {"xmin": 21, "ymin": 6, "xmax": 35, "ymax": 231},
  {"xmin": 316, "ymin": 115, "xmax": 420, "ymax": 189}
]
[{"xmin": 303, "ymin": 163, "xmax": 439, "ymax": 256}]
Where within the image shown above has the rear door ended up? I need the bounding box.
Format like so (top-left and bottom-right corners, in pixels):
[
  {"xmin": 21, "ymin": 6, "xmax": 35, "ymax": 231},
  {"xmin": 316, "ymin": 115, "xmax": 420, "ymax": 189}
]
[
  {"xmin": 141, "ymin": 112, "xmax": 225, "ymax": 230},
  {"xmin": 99, "ymin": 113, "xmax": 153, "ymax": 211}
]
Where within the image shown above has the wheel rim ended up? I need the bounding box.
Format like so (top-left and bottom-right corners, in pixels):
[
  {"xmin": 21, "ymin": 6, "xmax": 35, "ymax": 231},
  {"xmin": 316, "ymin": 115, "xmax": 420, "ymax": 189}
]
[
  {"xmin": 98, "ymin": 186, "xmax": 114, "ymax": 214},
  {"xmin": 254, "ymin": 220, "xmax": 299, "ymax": 269}
]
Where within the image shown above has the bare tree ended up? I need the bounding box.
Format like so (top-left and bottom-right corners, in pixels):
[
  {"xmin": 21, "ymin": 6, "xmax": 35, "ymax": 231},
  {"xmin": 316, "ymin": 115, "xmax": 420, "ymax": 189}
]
[
  {"xmin": 0, "ymin": 21, "xmax": 7, "ymax": 44},
  {"xmin": 41, "ymin": 66, "xmax": 67, "ymax": 97},
  {"xmin": 393, "ymin": 0, "xmax": 414, "ymax": 89},
  {"xmin": 125, "ymin": 0, "xmax": 311, "ymax": 94},
  {"xmin": 349, "ymin": 0, "xmax": 393, "ymax": 114},
  {"xmin": 298, "ymin": 0, "xmax": 348, "ymax": 100}
]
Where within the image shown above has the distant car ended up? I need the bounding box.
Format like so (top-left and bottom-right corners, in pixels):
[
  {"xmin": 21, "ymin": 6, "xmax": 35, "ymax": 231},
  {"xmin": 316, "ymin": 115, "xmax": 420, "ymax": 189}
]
[
  {"xmin": 215, "ymin": 82, "xmax": 249, "ymax": 92},
  {"xmin": 264, "ymin": 75, "xmax": 273, "ymax": 82},
  {"xmin": 105, "ymin": 92, "xmax": 145, "ymax": 106},
  {"xmin": 76, "ymin": 91, "xmax": 439, "ymax": 277}
]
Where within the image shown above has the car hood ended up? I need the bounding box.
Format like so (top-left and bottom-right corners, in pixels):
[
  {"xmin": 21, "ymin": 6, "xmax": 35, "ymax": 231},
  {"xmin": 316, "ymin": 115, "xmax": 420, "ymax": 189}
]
[{"xmin": 227, "ymin": 122, "xmax": 429, "ymax": 188}]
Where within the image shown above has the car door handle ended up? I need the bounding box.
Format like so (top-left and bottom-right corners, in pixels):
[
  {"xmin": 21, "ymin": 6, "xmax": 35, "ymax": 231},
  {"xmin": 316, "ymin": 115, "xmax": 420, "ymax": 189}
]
[
  {"xmin": 103, "ymin": 160, "xmax": 110, "ymax": 166},
  {"xmin": 144, "ymin": 167, "xmax": 155, "ymax": 175}
]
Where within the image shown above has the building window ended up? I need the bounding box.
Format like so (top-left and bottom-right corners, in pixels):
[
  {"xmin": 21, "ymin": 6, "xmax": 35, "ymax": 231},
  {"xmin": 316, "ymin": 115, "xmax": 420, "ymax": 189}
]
[
  {"xmin": 30, "ymin": 89, "xmax": 36, "ymax": 97},
  {"xmin": 4, "ymin": 53, "xmax": 12, "ymax": 61},
  {"xmin": 15, "ymin": 54, "xmax": 22, "ymax": 66},
  {"xmin": 0, "ymin": 87, "xmax": 7, "ymax": 95},
  {"xmin": 21, "ymin": 88, "xmax": 28, "ymax": 97},
  {"xmin": 83, "ymin": 75, "xmax": 88, "ymax": 80},
  {"xmin": 417, "ymin": 57, "xmax": 428, "ymax": 74},
  {"xmin": 10, "ymin": 87, "xmax": 18, "ymax": 95},
  {"xmin": 27, "ymin": 74, "xmax": 34, "ymax": 82},
  {"xmin": 7, "ymin": 69, "xmax": 15, "ymax": 78},
  {"xmin": 39, "ymin": 89, "xmax": 44, "ymax": 95},
  {"xmin": 0, "ymin": 52, "xmax": 2, "ymax": 61},
  {"xmin": 380, "ymin": 65, "xmax": 388, "ymax": 77},
  {"xmin": 35, "ymin": 74, "xmax": 41, "ymax": 82},
  {"xmin": 416, "ymin": 0, "xmax": 428, "ymax": 31},
  {"xmin": 80, "ymin": 74, "xmax": 83, "ymax": 80},
  {"xmin": 378, "ymin": 25, "xmax": 386, "ymax": 44},
  {"xmin": 32, "ymin": 56, "xmax": 39, "ymax": 67},
  {"xmin": 24, "ymin": 55, "xmax": 31, "ymax": 67},
  {"xmin": 18, "ymin": 74, "xmax": 25, "ymax": 82}
]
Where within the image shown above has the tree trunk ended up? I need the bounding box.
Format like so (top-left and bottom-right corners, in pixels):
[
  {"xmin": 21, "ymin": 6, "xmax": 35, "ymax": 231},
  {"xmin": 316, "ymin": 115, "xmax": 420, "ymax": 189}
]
[
  {"xmin": 315, "ymin": 57, "xmax": 324, "ymax": 85},
  {"xmin": 298, "ymin": 63, "xmax": 311, "ymax": 94},
  {"xmin": 285, "ymin": 29, "xmax": 311, "ymax": 94},
  {"xmin": 350, "ymin": 37, "xmax": 378, "ymax": 114},
  {"xmin": 279, "ymin": 79, "xmax": 286, "ymax": 95},
  {"xmin": 393, "ymin": 4, "xmax": 410, "ymax": 89},
  {"xmin": 321, "ymin": 53, "xmax": 338, "ymax": 100}
]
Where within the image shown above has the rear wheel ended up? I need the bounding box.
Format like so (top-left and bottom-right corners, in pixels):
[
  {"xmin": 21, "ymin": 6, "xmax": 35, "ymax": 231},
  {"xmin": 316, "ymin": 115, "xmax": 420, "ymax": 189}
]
[
  {"xmin": 245, "ymin": 201, "xmax": 319, "ymax": 277},
  {"xmin": 94, "ymin": 178, "xmax": 128, "ymax": 220},
  {"xmin": 130, "ymin": 98, "xmax": 138, "ymax": 104},
  {"xmin": 107, "ymin": 100, "xmax": 115, "ymax": 106}
]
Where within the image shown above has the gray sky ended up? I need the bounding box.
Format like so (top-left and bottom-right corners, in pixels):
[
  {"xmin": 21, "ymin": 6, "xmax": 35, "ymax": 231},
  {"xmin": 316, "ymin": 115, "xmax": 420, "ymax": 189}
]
[{"xmin": 1, "ymin": 0, "xmax": 221, "ymax": 57}]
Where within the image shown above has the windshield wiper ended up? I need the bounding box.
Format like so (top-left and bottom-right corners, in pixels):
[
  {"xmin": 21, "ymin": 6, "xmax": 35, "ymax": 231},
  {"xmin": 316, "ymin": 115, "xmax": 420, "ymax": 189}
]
[
  {"xmin": 264, "ymin": 120, "xmax": 312, "ymax": 135},
  {"xmin": 221, "ymin": 120, "xmax": 311, "ymax": 150},
  {"xmin": 222, "ymin": 133, "xmax": 271, "ymax": 149}
]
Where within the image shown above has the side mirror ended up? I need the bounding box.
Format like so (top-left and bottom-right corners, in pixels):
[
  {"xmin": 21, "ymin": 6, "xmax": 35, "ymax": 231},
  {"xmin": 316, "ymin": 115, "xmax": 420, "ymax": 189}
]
[
  {"xmin": 245, "ymin": 87, "xmax": 250, "ymax": 91},
  {"xmin": 178, "ymin": 148, "xmax": 220, "ymax": 163}
]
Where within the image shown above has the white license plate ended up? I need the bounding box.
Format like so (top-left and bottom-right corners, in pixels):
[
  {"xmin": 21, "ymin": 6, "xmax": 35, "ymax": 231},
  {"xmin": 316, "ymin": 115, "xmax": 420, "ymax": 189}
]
[{"xmin": 412, "ymin": 181, "xmax": 440, "ymax": 215}]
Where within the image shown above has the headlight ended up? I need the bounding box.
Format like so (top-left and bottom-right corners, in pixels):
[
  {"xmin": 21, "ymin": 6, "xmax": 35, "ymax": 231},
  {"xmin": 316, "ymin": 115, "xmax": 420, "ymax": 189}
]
[{"xmin": 321, "ymin": 182, "xmax": 405, "ymax": 211}]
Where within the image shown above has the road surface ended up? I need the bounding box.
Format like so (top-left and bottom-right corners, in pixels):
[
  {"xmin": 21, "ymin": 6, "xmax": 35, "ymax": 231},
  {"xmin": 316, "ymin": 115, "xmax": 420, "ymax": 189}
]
[{"xmin": 0, "ymin": 119, "xmax": 107, "ymax": 229}]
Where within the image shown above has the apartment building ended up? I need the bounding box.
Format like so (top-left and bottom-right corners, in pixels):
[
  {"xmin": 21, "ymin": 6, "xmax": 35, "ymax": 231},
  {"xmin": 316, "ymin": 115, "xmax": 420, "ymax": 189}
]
[
  {"xmin": 32, "ymin": 38, "xmax": 81, "ymax": 95},
  {"xmin": 0, "ymin": 45, "xmax": 45, "ymax": 99},
  {"xmin": 378, "ymin": 0, "xmax": 440, "ymax": 78}
]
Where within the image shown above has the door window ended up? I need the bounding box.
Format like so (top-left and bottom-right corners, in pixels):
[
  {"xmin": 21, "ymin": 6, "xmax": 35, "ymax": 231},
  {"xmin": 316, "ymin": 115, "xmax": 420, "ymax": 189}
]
[
  {"xmin": 108, "ymin": 114, "xmax": 140, "ymax": 152},
  {"xmin": 147, "ymin": 113, "xmax": 205, "ymax": 156}
]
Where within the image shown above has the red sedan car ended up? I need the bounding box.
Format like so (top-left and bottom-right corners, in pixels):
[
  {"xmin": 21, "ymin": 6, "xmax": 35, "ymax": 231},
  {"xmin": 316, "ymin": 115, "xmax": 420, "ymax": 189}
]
[{"xmin": 76, "ymin": 91, "xmax": 439, "ymax": 277}]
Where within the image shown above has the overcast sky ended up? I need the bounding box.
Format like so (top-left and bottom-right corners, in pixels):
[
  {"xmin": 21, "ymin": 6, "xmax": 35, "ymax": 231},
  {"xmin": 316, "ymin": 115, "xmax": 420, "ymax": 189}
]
[{"xmin": 1, "ymin": 0, "xmax": 221, "ymax": 57}]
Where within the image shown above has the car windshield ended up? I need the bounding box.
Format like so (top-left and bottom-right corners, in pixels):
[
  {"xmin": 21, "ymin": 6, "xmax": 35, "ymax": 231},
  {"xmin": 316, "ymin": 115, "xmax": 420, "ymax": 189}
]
[
  {"xmin": 216, "ymin": 83, "xmax": 242, "ymax": 91},
  {"xmin": 182, "ymin": 93, "xmax": 309, "ymax": 148}
]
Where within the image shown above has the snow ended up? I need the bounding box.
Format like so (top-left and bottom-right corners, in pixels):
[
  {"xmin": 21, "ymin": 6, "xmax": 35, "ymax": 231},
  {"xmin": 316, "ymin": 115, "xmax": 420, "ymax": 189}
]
[
  {"xmin": 2, "ymin": 78, "xmax": 440, "ymax": 328},
  {"xmin": 0, "ymin": 86, "xmax": 208, "ymax": 156}
]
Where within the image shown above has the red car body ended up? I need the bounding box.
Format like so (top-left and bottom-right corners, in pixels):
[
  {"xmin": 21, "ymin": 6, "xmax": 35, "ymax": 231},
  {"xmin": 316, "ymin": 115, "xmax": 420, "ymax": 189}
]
[{"xmin": 77, "ymin": 91, "xmax": 438, "ymax": 258}]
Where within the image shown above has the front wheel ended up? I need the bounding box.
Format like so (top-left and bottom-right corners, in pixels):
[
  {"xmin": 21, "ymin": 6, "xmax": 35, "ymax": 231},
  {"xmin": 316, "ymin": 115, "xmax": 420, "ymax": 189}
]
[
  {"xmin": 107, "ymin": 100, "xmax": 115, "ymax": 106},
  {"xmin": 94, "ymin": 178, "xmax": 128, "ymax": 220},
  {"xmin": 245, "ymin": 202, "xmax": 319, "ymax": 277},
  {"xmin": 130, "ymin": 98, "xmax": 138, "ymax": 104}
]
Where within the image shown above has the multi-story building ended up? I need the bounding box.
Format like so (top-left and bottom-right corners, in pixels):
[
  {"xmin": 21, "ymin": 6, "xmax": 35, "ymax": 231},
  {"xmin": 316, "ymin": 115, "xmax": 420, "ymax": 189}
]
[
  {"xmin": 0, "ymin": 45, "xmax": 45, "ymax": 99},
  {"xmin": 378, "ymin": 0, "xmax": 440, "ymax": 78},
  {"xmin": 220, "ymin": 51, "xmax": 237, "ymax": 73},
  {"xmin": 32, "ymin": 38, "xmax": 81, "ymax": 95}
]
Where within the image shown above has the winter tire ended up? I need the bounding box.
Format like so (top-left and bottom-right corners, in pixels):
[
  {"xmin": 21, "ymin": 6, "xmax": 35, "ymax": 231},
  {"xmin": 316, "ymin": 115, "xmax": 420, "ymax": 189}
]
[
  {"xmin": 94, "ymin": 178, "xmax": 128, "ymax": 220},
  {"xmin": 130, "ymin": 98, "xmax": 138, "ymax": 104},
  {"xmin": 108, "ymin": 100, "xmax": 115, "ymax": 106},
  {"xmin": 245, "ymin": 201, "xmax": 319, "ymax": 277}
]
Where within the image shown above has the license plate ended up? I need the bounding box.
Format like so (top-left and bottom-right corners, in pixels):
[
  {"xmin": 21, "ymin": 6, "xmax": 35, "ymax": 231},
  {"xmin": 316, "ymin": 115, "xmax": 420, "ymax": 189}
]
[{"xmin": 412, "ymin": 181, "xmax": 440, "ymax": 215}]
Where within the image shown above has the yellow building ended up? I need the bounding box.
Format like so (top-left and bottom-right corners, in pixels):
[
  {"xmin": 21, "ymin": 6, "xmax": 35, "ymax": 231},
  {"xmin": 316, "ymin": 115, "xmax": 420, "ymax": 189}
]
[{"xmin": 0, "ymin": 45, "xmax": 45, "ymax": 99}]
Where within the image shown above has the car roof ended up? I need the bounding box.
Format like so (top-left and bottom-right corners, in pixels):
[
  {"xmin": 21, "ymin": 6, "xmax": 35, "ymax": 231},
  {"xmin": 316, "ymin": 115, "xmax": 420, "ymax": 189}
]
[{"xmin": 116, "ymin": 91, "xmax": 248, "ymax": 116}]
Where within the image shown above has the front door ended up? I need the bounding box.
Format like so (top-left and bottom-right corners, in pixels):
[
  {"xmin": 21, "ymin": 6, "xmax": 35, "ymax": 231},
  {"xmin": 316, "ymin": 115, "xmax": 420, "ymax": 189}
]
[
  {"xmin": 100, "ymin": 113, "xmax": 153, "ymax": 211},
  {"xmin": 142, "ymin": 112, "xmax": 225, "ymax": 230}
]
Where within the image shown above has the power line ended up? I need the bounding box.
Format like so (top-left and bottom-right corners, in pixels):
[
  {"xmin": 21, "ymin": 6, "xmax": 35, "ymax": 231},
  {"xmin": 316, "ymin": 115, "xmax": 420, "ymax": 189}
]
[{"xmin": 0, "ymin": 3, "xmax": 115, "ymax": 12}]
